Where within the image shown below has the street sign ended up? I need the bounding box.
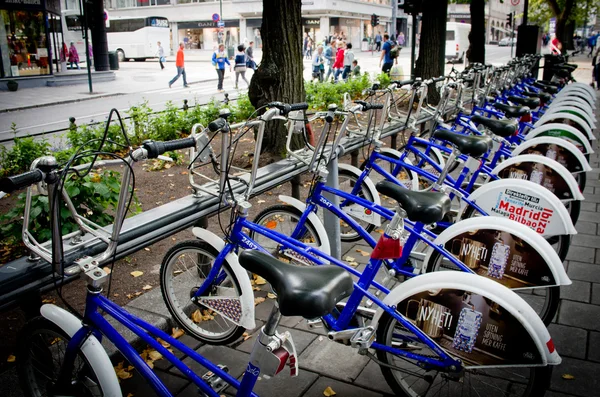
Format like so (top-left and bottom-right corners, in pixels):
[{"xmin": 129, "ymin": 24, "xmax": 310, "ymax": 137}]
[
  {"xmin": 511, "ymin": 0, "xmax": 520, "ymax": 6},
  {"xmin": 217, "ymin": 21, "xmax": 225, "ymax": 28},
  {"xmin": 212, "ymin": 13, "xmax": 220, "ymax": 22}
]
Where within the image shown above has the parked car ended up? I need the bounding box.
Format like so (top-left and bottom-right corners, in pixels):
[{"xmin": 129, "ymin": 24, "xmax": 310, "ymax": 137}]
[
  {"xmin": 498, "ymin": 37, "xmax": 517, "ymax": 46},
  {"xmin": 446, "ymin": 22, "xmax": 471, "ymax": 62}
]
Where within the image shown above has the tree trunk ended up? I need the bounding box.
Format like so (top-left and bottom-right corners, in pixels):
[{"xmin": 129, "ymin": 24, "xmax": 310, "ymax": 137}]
[
  {"xmin": 248, "ymin": 0, "xmax": 305, "ymax": 156},
  {"xmin": 414, "ymin": 0, "xmax": 448, "ymax": 104},
  {"xmin": 467, "ymin": 0, "xmax": 485, "ymax": 64},
  {"xmin": 548, "ymin": 0, "xmax": 575, "ymax": 54}
]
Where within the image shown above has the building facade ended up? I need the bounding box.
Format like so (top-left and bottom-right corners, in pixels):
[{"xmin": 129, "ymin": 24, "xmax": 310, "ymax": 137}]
[
  {"xmin": 104, "ymin": 0, "xmax": 394, "ymax": 53},
  {"xmin": 447, "ymin": 0, "xmax": 524, "ymax": 43}
]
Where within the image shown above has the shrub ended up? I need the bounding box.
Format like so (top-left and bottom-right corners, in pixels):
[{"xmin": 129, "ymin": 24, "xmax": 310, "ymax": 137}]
[{"xmin": 0, "ymin": 126, "xmax": 51, "ymax": 177}]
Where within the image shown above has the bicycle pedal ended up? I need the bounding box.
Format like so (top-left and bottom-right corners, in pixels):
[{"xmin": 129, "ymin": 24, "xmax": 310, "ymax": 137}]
[
  {"xmin": 306, "ymin": 318, "xmax": 323, "ymax": 329},
  {"xmin": 350, "ymin": 326, "xmax": 376, "ymax": 352},
  {"xmin": 200, "ymin": 364, "xmax": 229, "ymax": 395}
]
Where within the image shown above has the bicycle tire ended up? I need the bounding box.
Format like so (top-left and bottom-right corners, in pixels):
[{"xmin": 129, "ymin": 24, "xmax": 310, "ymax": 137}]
[
  {"xmin": 375, "ymin": 310, "xmax": 553, "ymax": 397},
  {"xmin": 17, "ymin": 317, "xmax": 106, "ymax": 397},
  {"xmin": 160, "ymin": 240, "xmax": 246, "ymax": 344},
  {"xmin": 564, "ymin": 199, "xmax": 581, "ymax": 226},
  {"xmin": 251, "ymin": 204, "xmax": 323, "ymax": 253}
]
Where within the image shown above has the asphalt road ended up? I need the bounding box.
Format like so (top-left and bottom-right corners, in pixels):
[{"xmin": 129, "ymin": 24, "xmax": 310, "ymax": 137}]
[{"xmin": 0, "ymin": 45, "xmax": 514, "ymax": 147}]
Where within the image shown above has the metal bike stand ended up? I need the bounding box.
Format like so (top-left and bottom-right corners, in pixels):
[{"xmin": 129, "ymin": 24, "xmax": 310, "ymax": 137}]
[{"xmin": 323, "ymin": 151, "xmax": 342, "ymax": 260}]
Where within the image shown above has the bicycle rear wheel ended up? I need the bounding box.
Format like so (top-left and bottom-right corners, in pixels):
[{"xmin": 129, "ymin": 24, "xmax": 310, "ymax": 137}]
[
  {"xmin": 376, "ymin": 311, "xmax": 552, "ymax": 397},
  {"xmin": 17, "ymin": 317, "xmax": 105, "ymax": 397},
  {"xmin": 160, "ymin": 240, "xmax": 246, "ymax": 344}
]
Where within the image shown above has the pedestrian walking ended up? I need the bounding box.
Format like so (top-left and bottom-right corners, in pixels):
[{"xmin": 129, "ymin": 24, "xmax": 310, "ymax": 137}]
[
  {"xmin": 87, "ymin": 43, "xmax": 94, "ymax": 68},
  {"xmin": 312, "ymin": 45, "xmax": 325, "ymax": 82},
  {"xmin": 333, "ymin": 41, "xmax": 345, "ymax": 83},
  {"xmin": 351, "ymin": 60, "xmax": 361, "ymax": 77},
  {"xmin": 324, "ymin": 39, "xmax": 336, "ymax": 81},
  {"xmin": 375, "ymin": 31, "xmax": 382, "ymax": 51},
  {"xmin": 246, "ymin": 41, "xmax": 257, "ymax": 70},
  {"xmin": 157, "ymin": 41, "xmax": 165, "ymax": 70},
  {"xmin": 68, "ymin": 42, "xmax": 80, "ymax": 70},
  {"xmin": 303, "ymin": 33, "xmax": 309, "ymax": 58},
  {"xmin": 398, "ymin": 32, "xmax": 405, "ymax": 47},
  {"xmin": 589, "ymin": 33, "xmax": 598, "ymax": 57},
  {"xmin": 212, "ymin": 43, "xmax": 231, "ymax": 92},
  {"xmin": 169, "ymin": 42, "xmax": 189, "ymax": 88},
  {"xmin": 306, "ymin": 38, "xmax": 313, "ymax": 59},
  {"xmin": 379, "ymin": 34, "xmax": 397, "ymax": 75},
  {"xmin": 234, "ymin": 44, "xmax": 250, "ymax": 89},
  {"xmin": 342, "ymin": 42, "xmax": 354, "ymax": 81}
]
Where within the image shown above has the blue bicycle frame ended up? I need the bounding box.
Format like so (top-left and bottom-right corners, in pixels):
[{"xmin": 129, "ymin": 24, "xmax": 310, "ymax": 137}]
[
  {"xmin": 61, "ymin": 290, "xmax": 263, "ymax": 397},
  {"xmin": 194, "ymin": 210, "xmax": 464, "ymax": 370}
]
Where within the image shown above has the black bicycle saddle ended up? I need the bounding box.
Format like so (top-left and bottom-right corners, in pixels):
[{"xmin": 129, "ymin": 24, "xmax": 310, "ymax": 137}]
[
  {"xmin": 432, "ymin": 129, "xmax": 493, "ymax": 158},
  {"xmin": 470, "ymin": 115, "xmax": 518, "ymax": 138}
]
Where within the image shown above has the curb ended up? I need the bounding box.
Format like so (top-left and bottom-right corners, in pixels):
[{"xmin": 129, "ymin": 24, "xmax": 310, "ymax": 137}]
[{"xmin": 0, "ymin": 78, "xmax": 220, "ymax": 114}]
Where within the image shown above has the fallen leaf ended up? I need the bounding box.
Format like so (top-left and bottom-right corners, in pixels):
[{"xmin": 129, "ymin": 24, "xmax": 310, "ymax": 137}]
[
  {"xmin": 356, "ymin": 249, "xmax": 370, "ymax": 257},
  {"xmin": 171, "ymin": 328, "xmax": 185, "ymax": 339},
  {"xmin": 267, "ymin": 292, "xmax": 277, "ymax": 299},
  {"xmin": 103, "ymin": 267, "xmax": 112, "ymax": 274},
  {"xmin": 254, "ymin": 275, "xmax": 267, "ymax": 285},
  {"xmin": 323, "ymin": 386, "xmax": 336, "ymax": 396},
  {"xmin": 50, "ymin": 337, "xmax": 60, "ymax": 345},
  {"xmin": 243, "ymin": 332, "xmax": 252, "ymax": 341},
  {"xmin": 562, "ymin": 374, "xmax": 575, "ymax": 380},
  {"xmin": 144, "ymin": 248, "xmax": 151, "ymax": 252},
  {"xmin": 142, "ymin": 285, "xmax": 153, "ymax": 290},
  {"xmin": 114, "ymin": 362, "xmax": 133, "ymax": 380},
  {"xmin": 174, "ymin": 269, "xmax": 183, "ymax": 275},
  {"xmin": 375, "ymin": 229, "xmax": 384, "ymax": 234},
  {"xmin": 6, "ymin": 355, "xmax": 15, "ymax": 363},
  {"xmin": 127, "ymin": 393, "xmax": 134, "ymax": 397},
  {"xmin": 265, "ymin": 220, "xmax": 278, "ymax": 229},
  {"xmin": 130, "ymin": 270, "xmax": 144, "ymax": 277},
  {"xmin": 148, "ymin": 350, "xmax": 162, "ymax": 361},
  {"xmin": 41, "ymin": 298, "xmax": 55, "ymax": 304},
  {"xmin": 134, "ymin": 292, "xmax": 143, "ymax": 296},
  {"xmin": 126, "ymin": 294, "xmax": 133, "ymax": 299},
  {"xmin": 344, "ymin": 256, "xmax": 356, "ymax": 262},
  {"xmin": 254, "ymin": 297, "xmax": 266, "ymax": 306},
  {"xmin": 172, "ymin": 237, "xmax": 176, "ymax": 241},
  {"xmin": 114, "ymin": 293, "xmax": 120, "ymax": 297},
  {"xmin": 157, "ymin": 338, "xmax": 171, "ymax": 348},
  {"xmin": 145, "ymin": 360, "xmax": 154, "ymax": 369},
  {"xmin": 191, "ymin": 309, "xmax": 214, "ymax": 323},
  {"xmin": 252, "ymin": 286, "xmax": 261, "ymax": 291},
  {"xmin": 257, "ymin": 200, "xmax": 266, "ymax": 204},
  {"xmin": 349, "ymin": 261, "xmax": 359, "ymax": 267}
]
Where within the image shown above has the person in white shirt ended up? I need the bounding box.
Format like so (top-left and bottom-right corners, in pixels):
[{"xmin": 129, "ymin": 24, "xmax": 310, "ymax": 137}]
[{"xmin": 342, "ymin": 42, "xmax": 354, "ymax": 81}]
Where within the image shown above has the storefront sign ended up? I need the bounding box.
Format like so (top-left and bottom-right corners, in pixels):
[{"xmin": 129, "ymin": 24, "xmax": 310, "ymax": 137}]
[
  {"xmin": 302, "ymin": 18, "xmax": 320, "ymax": 26},
  {"xmin": 178, "ymin": 20, "xmax": 240, "ymax": 29},
  {"xmin": 449, "ymin": 13, "xmax": 470, "ymax": 19},
  {"xmin": 0, "ymin": 0, "xmax": 43, "ymax": 10}
]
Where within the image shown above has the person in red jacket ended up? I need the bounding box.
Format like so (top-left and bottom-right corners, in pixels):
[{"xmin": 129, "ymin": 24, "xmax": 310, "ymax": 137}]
[
  {"xmin": 332, "ymin": 41, "xmax": 345, "ymax": 83},
  {"xmin": 169, "ymin": 42, "xmax": 189, "ymax": 88}
]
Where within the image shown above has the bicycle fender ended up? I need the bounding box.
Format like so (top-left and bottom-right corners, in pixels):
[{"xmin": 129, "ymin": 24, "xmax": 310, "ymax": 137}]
[
  {"xmin": 422, "ymin": 216, "xmax": 571, "ymax": 286},
  {"xmin": 190, "ymin": 227, "xmax": 257, "ymax": 330},
  {"xmin": 40, "ymin": 304, "xmax": 122, "ymax": 397},
  {"xmin": 535, "ymin": 112, "xmax": 595, "ymax": 141},
  {"xmin": 462, "ymin": 179, "xmax": 577, "ymax": 235},
  {"xmin": 525, "ymin": 123, "xmax": 593, "ymax": 154},
  {"xmin": 491, "ymin": 154, "xmax": 584, "ymax": 201},
  {"xmin": 371, "ymin": 272, "xmax": 562, "ymax": 366},
  {"xmin": 338, "ymin": 163, "xmax": 383, "ymax": 209},
  {"xmin": 512, "ymin": 137, "xmax": 592, "ymax": 173},
  {"xmin": 276, "ymin": 195, "xmax": 332, "ymax": 256},
  {"xmin": 544, "ymin": 106, "xmax": 596, "ymax": 130},
  {"xmin": 549, "ymin": 99, "xmax": 595, "ymax": 119},
  {"xmin": 377, "ymin": 149, "xmax": 420, "ymax": 191},
  {"xmin": 568, "ymin": 82, "xmax": 596, "ymax": 97},
  {"xmin": 559, "ymin": 84, "xmax": 595, "ymax": 102},
  {"xmin": 557, "ymin": 88, "xmax": 594, "ymax": 104}
]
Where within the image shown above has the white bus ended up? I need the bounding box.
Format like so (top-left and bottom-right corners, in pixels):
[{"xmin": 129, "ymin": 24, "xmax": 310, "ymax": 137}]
[
  {"xmin": 107, "ymin": 16, "xmax": 170, "ymax": 62},
  {"xmin": 58, "ymin": 12, "xmax": 170, "ymax": 62}
]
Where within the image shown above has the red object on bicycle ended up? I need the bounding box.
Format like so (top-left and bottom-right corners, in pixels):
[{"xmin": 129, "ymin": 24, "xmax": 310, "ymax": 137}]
[
  {"xmin": 520, "ymin": 112, "xmax": 532, "ymax": 123},
  {"xmin": 371, "ymin": 234, "xmax": 402, "ymax": 260},
  {"xmin": 305, "ymin": 122, "xmax": 315, "ymax": 146}
]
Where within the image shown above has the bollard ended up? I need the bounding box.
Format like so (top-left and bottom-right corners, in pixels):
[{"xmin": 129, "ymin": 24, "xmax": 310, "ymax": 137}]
[
  {"xmin": 323, "ymin": 153, "xmax": 342, "ymax": 260},
  {"xmin": 351, "ymin": 150, "xmax": 359, "ymax": 168},
  {"xmin": 291, "ymin": 175, "xmax": 301, "ymax": 200},
  {"xmin": 391, "ymin": 134, "xmax": 397, "ymax": 150},
  {"xmin": 183, "ymin": 99, "xmax": 189, "ymax": 111},
  {"xmin": 195, "ymin": 217, "xmax": 208, "ymax": 228},
  {"xmin": 69, "ymin": 117, "xmax": 77, "ymax": 134}
]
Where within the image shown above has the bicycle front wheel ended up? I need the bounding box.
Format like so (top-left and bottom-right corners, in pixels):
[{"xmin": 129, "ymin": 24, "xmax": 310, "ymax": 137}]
[
  {"xmin": 17, "ymin": 317, "xmax": 105, "ymax": 397},
  {"xmin": 375, "ymin": 311, "xmax": 552, "ymax": 397},
  {"xmin": 160, "ymin": 240, "xmax": 246, "ymax": 344}
]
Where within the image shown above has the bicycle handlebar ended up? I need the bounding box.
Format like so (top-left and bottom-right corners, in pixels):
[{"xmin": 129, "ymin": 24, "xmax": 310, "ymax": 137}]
[
  {"xmin": 353, "ymin": 101, "xmax": 384, "ymax": 111},
  {"xmin": 142, "ymin": 137, "xmax": 197, "ymax": 159},
  {"xmin": 267, "ymin": 102, "xmax": 309, "ymax": 115},
  {"xmin": 392, "ymin": 79, "xmax": 415, "ymax": 87},
  {"xmin": 0, "ymin": 169, "xmax": 44, "ymax": 193}
]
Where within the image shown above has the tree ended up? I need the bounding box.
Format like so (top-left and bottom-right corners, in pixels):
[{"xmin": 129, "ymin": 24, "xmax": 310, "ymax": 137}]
[
  {"xmin": 467, "ymin": 0, "xmax": 485, "ymax": 63},
  {"xmin": 248, "ymin": 0, "xmax": 305, "ymax": 157},
  {"xmin": 414, "ymin": 0, "xmax": 449, "ymax": 103}
]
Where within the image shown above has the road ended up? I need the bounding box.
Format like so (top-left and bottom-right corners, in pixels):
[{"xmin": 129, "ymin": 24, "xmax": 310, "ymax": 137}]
[{"xmin": 0, "ymin": 45, "xmax": 513, "ymax": 147}]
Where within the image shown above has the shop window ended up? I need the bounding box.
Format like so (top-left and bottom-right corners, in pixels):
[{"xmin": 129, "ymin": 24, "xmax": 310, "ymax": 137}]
[{"xmin": 1, "ymin": 9, "xmax": 50, "ymax": 77}]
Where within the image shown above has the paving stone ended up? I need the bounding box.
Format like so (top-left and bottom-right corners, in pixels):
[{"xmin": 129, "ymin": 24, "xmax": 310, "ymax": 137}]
[
  {"xmin": 292, "ymin": 317, "xmax": 328, "ymax": 336},
  {"xmin": 550, "ymin": 357, "xmax": 600, "ymax": 396},
  {"xmin": 589, "ymin": 332, "xmax": 600, "ymax": 363},
  {"xmin": 566, "ymin": 247, "xmax": 595, "ymax": 263},
  {"xmin": 580, "ymin": 201, "xmax": 597, "ymax": 212},
  {"xmin": 254, "ymin": 296, "xmax": 277, "ymax": 322},
  {"xmin": 574, "ymin": 220, "xmax": 596, "ymax": 235},
  {"xmin": 236, "ymin": 326, "xmax": 317, "ymax": 356},
  {"xmin": 558, "ymin": 300, "xmax": 600, "ymax": 331},
  {"xmin": 572, "ymin": 234, "xmax": 600, "ymax": 248},
  {"xmin": 592, "ymin": 283, "xmax": 600, "ymax": 305},
  {"xmin": 585, "ymin": 178, "xmax": 600, "ymax": 187},
  {"xmin": 120, "ymin": 366, "xmax": 190, "ymax": 396},
  {"xmin": 548, "ymin": 324, "xmax": 587, "ymax": 359},
  {"xmin": 155, "ymin": 333, "xmax": 203, "ymax": 370},
  {"xmin": 353, "ymin": 360, "xmax": 394, "ymax": 395},
  {"xmin": 581, "ymin": 192, "xmax": 600, "ymax": 203},
  {"xmin": 568, "ymin": 262, "xmax": 600, "ymax": 283},
  {"xmin": 583, "ymin": 186, "xmax": 595, "ymax": 196},
  {"xmin": 342, "ymin": 244, "xmax": 372, "ymax": 265},
  {"xmin": 127, "ymin": 285, "xmax": 173, "ymax": 319},
  {"xmin": 0, "ymin": 368, "xmax": 23, "ymax": 397},
  {"xmin": 181, "ymin": 344, "xmax": 250, "ymax": 381},
  {"xmin": 299, "ymin": 337, "xmax": 370, "ymax": 382},
  {"xmin": 575, "ymin": 211, "xmax": 600, "ymax": 224},
  {"xmin": 303, "ymin": 376, "xmax": 385, "ymax": 397},
  {"xmin": 560, "ymin": 280, "xmax": 591, "ymax": 303}
]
